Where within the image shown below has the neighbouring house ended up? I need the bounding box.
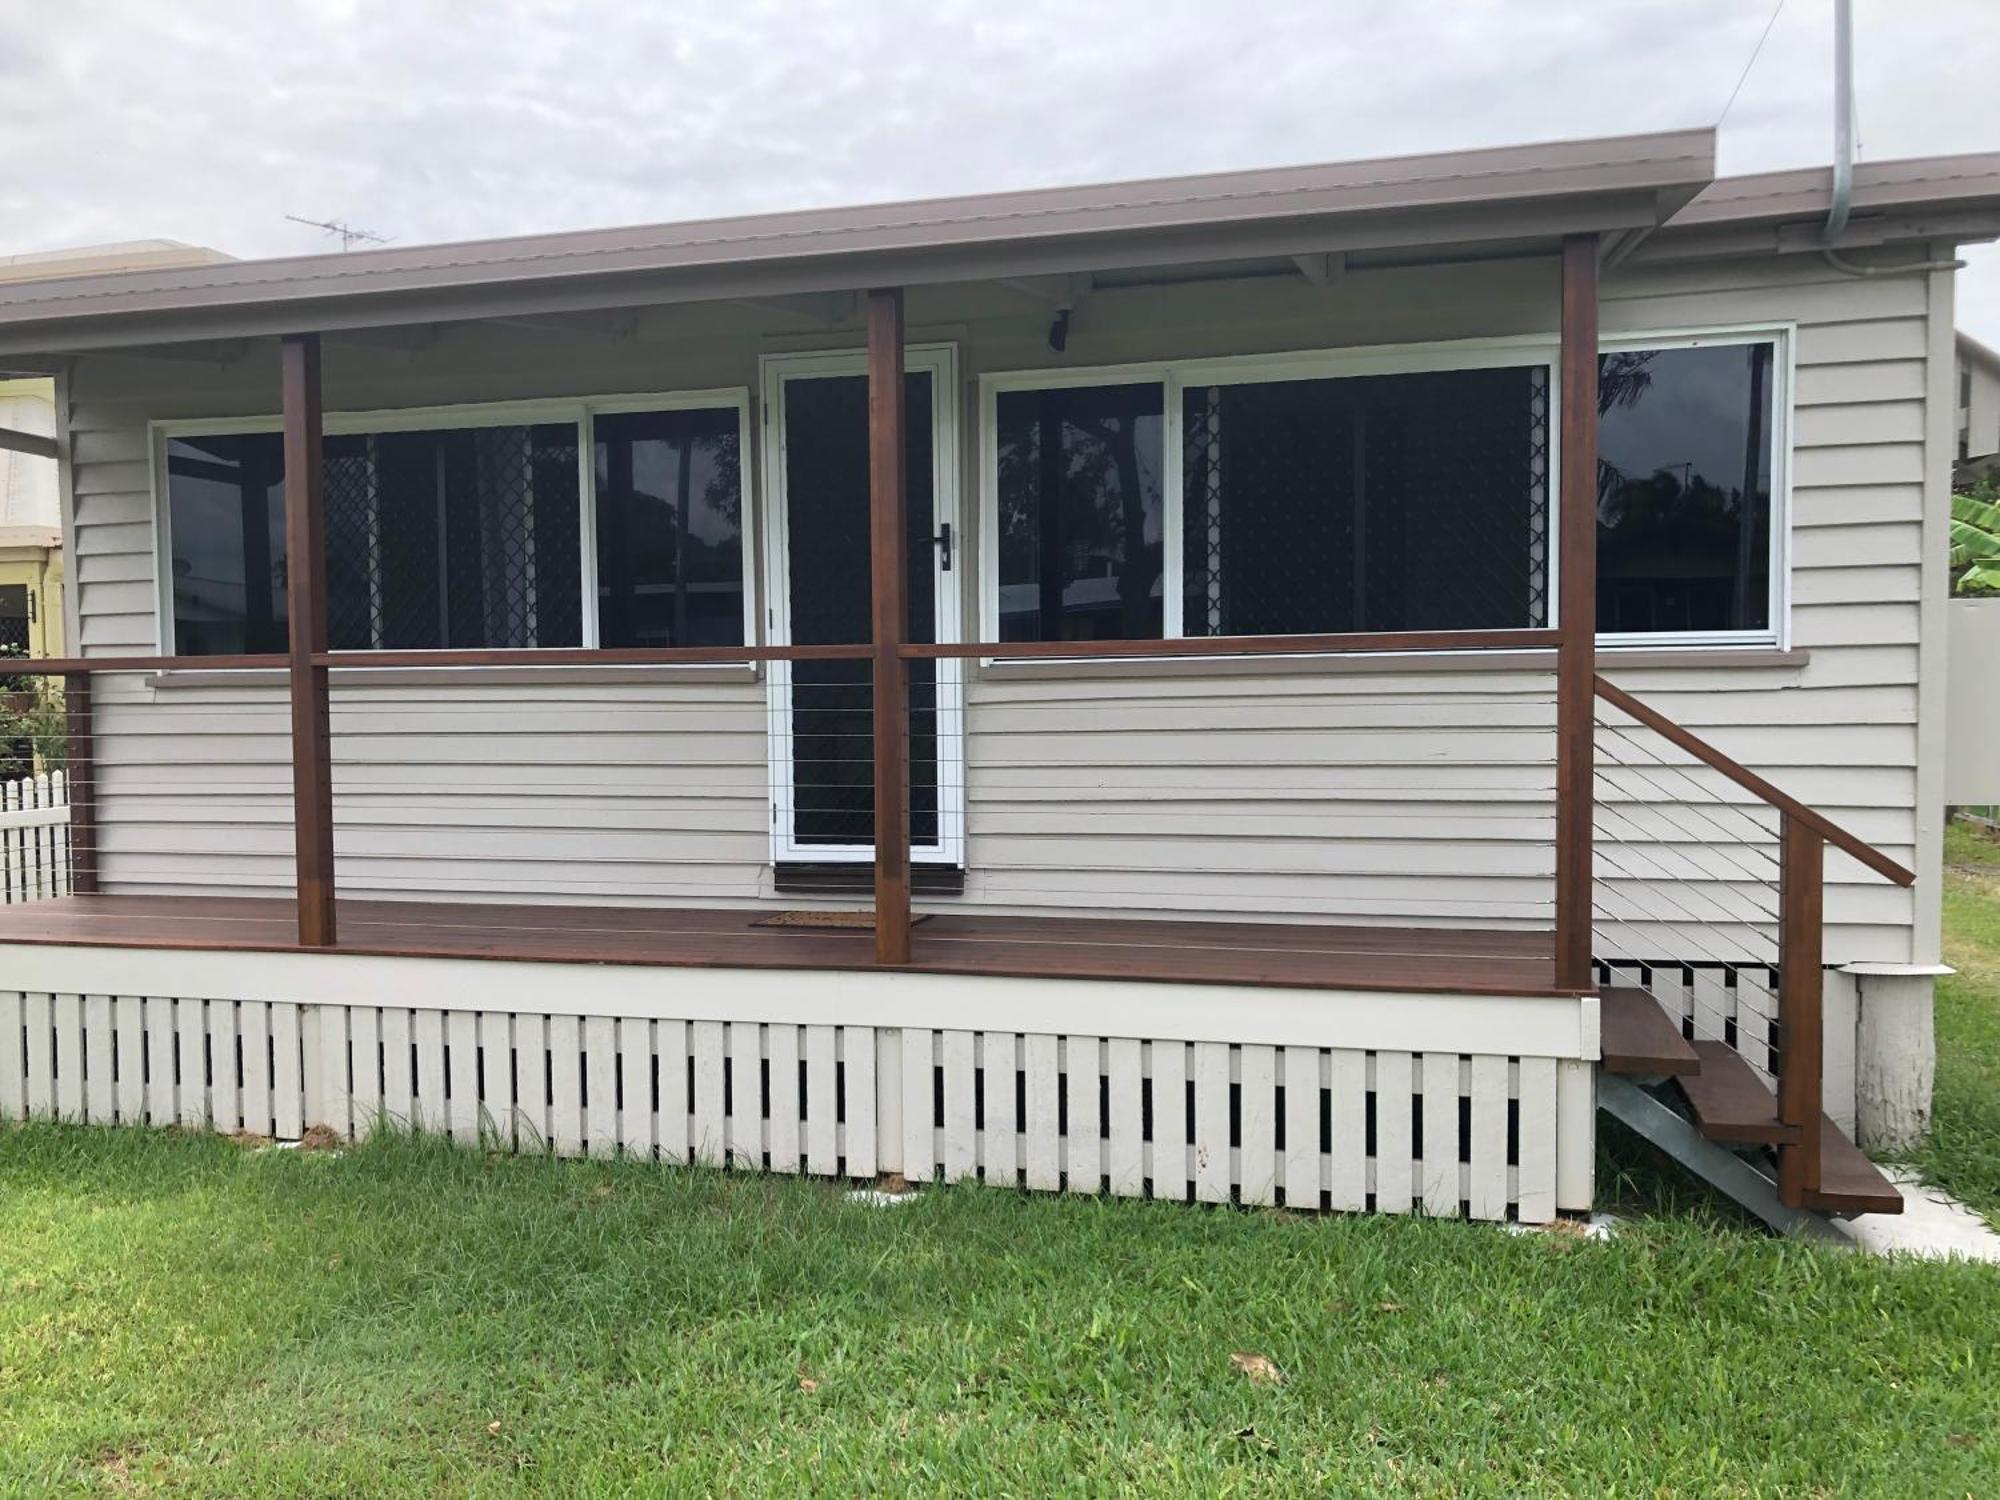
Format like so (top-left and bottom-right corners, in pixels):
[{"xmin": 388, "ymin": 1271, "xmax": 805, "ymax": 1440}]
[
  {"xmin": 0, "ymin": 243, "xmax": 234, "ymax": 657},
  {"xmin": 1960, "ymin": 331, "xmax": 2000, "ymax": 463},
  {"xmin": 0, "ymin": 375, "xmax": 61, "ymax": 659},
  {"xmin": 0, "ymin": 129, "xmax": 1990, "ymax": 1231}
]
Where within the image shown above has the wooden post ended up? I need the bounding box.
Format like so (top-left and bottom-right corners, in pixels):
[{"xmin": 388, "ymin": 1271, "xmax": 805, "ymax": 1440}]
[
  {"xmin": 282, "ymin": 333, "xmax": 336, "ymax": 947},
  {"xmin": 62, "ymin": 673, "xmax": 97, "ymax": 895},
  {"xmin": 1776, "ymin": 816, "xmax": 1825, "ymax": 1205},
  {"xmin": 867, "ymin": 289, "xmax": 912, "ymax": 965},
  {"xmin": 1554, "ymin": 234, "xmax": 1599, "ymax": 992}
]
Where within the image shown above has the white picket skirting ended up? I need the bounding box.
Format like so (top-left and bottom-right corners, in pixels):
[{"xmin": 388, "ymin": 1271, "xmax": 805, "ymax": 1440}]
[
  {"xmin": 0, "ymin": 771, "xmax": 69, "ymax": 904},
  {"xmin": 0, "ymin": 977, "xmax": 1595, "ymax": 1222}
]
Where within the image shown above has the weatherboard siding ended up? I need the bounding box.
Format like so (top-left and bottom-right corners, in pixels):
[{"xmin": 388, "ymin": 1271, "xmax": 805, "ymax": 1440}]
[{"xmin": 60, "ymin": 253, "xmax": 1935, "ymax": 961}]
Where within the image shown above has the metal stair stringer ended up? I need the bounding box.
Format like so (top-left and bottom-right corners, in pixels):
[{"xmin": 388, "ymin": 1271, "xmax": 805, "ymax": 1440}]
[{"xmin": 1596, "ymin": 1073, "xmax": 1848, "ymax": 1243}]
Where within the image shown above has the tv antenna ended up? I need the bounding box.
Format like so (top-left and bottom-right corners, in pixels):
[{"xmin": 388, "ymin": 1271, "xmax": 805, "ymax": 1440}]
[{"xmin": 284, "ymin": 214, "xmax": 391, "ymax": 251}]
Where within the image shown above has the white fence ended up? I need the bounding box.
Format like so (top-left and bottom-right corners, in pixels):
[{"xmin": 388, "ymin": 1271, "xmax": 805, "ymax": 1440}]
[
  {"xmin": 0, "ymin": 987, "xmax": 1597, "ymax": 1222},
  {"xmin": 1948, "ymin": 598, "xmax": 2000, "ymax": 806},
  {"xmin": 0, "ymin": 771, "xmax": 69, "ymax": 903}
]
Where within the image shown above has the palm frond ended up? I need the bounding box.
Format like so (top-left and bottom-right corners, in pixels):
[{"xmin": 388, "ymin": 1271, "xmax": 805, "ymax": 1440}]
[{"xmin": 1953, "ymin": 491, "xmax": 2000, "ymax": 586}]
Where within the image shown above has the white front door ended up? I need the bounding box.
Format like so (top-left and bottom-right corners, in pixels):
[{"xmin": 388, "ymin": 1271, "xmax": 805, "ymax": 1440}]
[{"xmin": 760, "ymin": 346, "xmax": 964, "ymax": 865}]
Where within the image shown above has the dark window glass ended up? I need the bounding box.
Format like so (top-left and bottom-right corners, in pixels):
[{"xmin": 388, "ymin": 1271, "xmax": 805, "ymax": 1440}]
[
  {"xmin": 593, "ymin": 407, "xmax": 744, "ymax": 648},
  {"xmin": 0, "ymin": 584, "xmax": 29, "ymax": 656},
  {"xmin": 1182, "ymin": 367, "xmax": 1549, "ymax": 635},
  {"xmin": 166, "ymin": 433, "xmax": 289, "ymax": 655},
  {"xmin": 782, "ymin": 371, "xmax": 939, "ymax": 847},
  {"xmin": 996, "ymin": 383, "xmax": 1163, "ymax": 641},
  {"xmin": 168, "ymin": 422, "xmax": 583, "ymax": 654},
  {"xmin": 1597, "ymin": 343, "xmax": 1774, "ymax": 635}
]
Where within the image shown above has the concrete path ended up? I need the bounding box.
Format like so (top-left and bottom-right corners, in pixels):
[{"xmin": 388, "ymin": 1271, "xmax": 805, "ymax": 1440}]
[{"xmin": 1833, "ymin": 1168, "xmax": 2000, "ymax": 1264}]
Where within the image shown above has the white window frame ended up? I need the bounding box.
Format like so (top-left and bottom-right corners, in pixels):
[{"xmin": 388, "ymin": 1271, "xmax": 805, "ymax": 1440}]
[
  {"xmin": 150, "ymin": 388, "xmax": 757, "ymax": 656},
  {"xmin": 977, "ymin": 326, "xmax": 1794, "ymax": 655},
  {"xmin": 1595, "ymin": 324, "xmax": 1793, "ymax": 652}
]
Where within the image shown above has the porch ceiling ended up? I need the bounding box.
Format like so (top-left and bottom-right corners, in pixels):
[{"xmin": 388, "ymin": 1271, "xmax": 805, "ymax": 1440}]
[{"xmin": 0, "ymin": 128, "xmax": 1716, "ymax": 361}]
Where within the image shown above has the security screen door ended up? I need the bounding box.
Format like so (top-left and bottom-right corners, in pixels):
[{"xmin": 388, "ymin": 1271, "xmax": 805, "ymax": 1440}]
[{"xmin": 762, "ymin": 347, "xmax": 963, "ymax": 864}]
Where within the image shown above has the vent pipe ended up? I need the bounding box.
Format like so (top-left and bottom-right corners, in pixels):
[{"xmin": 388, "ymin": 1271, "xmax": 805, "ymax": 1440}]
[
  {"xmin": 1822, "ymin": 0, "xmax": 1854, "ymax": 244},
  {"xmin": 1817, "ymin": 0, "xmax": 1963, "ymax": 277}
]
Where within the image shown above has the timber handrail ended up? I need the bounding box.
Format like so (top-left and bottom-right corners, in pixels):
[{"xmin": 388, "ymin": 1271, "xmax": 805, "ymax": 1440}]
[
  {"xmin": 1594, "ymin": 675, "xmax": 1914, "ymax": 887},
  {"xmin": 17, "ymin": 654, "xmax": 293, "ymax": 675},
  {"xmin": 19, "ymin": 628, "xmax": 1563, "ymax": 678},
  {"xmin": 313, "ymin": 644, "xmax": 876, "ymax": 669},
  {"xmin": 1595, "ymin": 673, "xmax": 1912, "ymax": 1211},
  {"xmin": 906, "ymin": 628, "xmax": 1562, "ymax": 661}
]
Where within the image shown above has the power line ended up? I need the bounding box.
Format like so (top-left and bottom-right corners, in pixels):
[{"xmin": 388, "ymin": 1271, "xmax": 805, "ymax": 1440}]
[{"xmin": 1716, "ymin": 0, "xmax": 1787, "ymax": 131}]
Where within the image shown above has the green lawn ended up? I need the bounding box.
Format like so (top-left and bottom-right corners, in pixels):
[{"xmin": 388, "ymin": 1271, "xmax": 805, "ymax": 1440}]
[
  {"xmin": 1, "ymin": 1124, "xmax": 1997, "ymax": 1496},
  {"xmin": 1918, "ymin": 821, "xmax": 2000, "ymax": 1225}
]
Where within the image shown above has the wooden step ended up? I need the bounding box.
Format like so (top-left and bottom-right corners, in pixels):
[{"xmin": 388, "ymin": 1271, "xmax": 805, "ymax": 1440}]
[
  {"xmin": 1599, "ymin": 987, "xmax": 1700, "ymax": 1076},
  {"xmin": 1678, "ymin": 1041, "xmax": 1800, "ymax": 1146},
  {"xmin": 1804, "ymin": 1117, "xmax": 1905, "ymax": 1216}
]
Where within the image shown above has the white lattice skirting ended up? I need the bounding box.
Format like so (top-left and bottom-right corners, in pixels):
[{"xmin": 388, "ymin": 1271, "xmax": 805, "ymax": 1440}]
[{"xmin": 0, "ymin": 958, "xmax": 1598, "ymax": 1223}]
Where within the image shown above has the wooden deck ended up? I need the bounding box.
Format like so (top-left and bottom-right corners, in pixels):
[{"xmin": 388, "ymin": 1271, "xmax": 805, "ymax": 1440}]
[{"xmin": 0, "ymin": 895, "xmax": 1574, "ymax": 997}]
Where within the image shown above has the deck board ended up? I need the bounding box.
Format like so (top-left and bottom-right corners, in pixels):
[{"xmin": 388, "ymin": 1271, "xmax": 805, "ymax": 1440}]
[{"xmin": 0, "ymin": 894, "xmax": 1572, "ymax": 997}]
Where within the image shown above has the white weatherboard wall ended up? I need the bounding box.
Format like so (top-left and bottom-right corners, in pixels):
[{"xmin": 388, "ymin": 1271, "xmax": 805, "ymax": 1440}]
[
  {"xmin": 0, "ymin": 948, "xmax": 1597, "ymax": 1221},
  {"xmin": 58, "ymin": 250, "xmax": 1936, "ymax": 962}
]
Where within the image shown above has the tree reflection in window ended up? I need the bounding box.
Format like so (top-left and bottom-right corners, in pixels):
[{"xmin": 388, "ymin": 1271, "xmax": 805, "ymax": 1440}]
[
  {"xmin": 995, "ymin": 384, "xmax": 1163, "ymax": 642},
  {"xmin": 1597, "ymin": 342, "xmax": 1774, "ymax": 634}
]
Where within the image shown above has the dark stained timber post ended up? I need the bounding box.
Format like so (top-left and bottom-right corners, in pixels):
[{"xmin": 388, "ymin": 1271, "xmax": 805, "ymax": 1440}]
[
  {"xmin": 867, "ymin": 289, "xmax": 912, "ymax": 965},
  {"xmin": 282, "ymin": 333, "xmax": 336, "ymax": 947},
  {"xmin": 1776, "ymin": 816, "xmax": 1826, "ymax": 1205},
  {"xmin": 1555, "ymin": 234, "xmax": 1599, "ymax": 992},
  {"xmin": 63, "ymin": 673, "xmax": 97, "ymax": 894}
]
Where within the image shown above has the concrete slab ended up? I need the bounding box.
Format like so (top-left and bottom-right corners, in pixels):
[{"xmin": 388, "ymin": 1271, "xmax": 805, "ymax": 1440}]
[{"xmin": 1833, "ymin": 1168, "xmax": 2000, "ymax": 1264}]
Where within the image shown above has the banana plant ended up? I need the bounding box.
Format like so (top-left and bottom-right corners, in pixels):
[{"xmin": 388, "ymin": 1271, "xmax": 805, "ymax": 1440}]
[{"xmin": 1953, "ymin": 488, "xmax": 2000, "ymax": 595}]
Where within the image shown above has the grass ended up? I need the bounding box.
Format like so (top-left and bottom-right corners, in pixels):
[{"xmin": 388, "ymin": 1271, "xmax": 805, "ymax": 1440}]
[
  {"xmin": 1, "ymin": 1126, "xmax": 1998, "ymax": 1496},
  {"xmin": 1917, "ymin": 819, "xmax": 2000, "ymax": 1225}
]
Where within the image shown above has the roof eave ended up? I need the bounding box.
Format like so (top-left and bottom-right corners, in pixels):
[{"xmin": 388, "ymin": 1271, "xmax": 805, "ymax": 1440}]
[
  {"xmin": 1638, "ymin": 153, "xmax": 2000, "ymax": 263},
  {"xmin": 0, "ymin": 127, "xmax": 1715, "ymax": 359},
  {"xmin": 0, "ymin": 186, "xmax": 1691, "ymax": 360}
]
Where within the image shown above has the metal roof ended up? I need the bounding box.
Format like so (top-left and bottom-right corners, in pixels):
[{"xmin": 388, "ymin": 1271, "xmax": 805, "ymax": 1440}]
[
  {"xmin": 1960, "ymin": 330, "xmax": 2000, "ymax": 374},
  {"xmin": 3, "ymin": 128, "xmax": 1997, "ymax": 358},
  {"xmin": 1668, "ymin": 153, "xmax": 2000, "ymax": 227},
  {"xmin": 0, "ymin": 128, "xmax": 1715, "ymax": 354}
]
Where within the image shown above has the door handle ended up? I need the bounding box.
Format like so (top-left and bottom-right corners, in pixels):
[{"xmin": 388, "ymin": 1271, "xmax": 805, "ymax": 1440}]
[{"xmin": 930, "ymin": 522, "xmax": 953, "ymax": 572}]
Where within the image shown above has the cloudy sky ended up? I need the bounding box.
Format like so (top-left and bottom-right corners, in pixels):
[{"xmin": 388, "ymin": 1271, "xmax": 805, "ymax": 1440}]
[{"xmin": 4, "ymin": 1, "xmax": 1998, "ymax": 338}]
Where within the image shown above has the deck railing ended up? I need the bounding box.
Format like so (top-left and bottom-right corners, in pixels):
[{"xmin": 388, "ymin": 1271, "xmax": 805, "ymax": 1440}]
[
  {"xmin": 1590, "ymin": 676, "xmax": 1914, "ymax": 1206},
  {"xmin": 15, "ymin": 625, "xmax": 1571, "ymax": 940}
]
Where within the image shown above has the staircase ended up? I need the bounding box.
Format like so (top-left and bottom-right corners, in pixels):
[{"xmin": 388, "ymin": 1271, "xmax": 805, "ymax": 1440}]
[
  {"xmin": 1599, "ymin": 986, "xmax": 1902, "ymax": 1221},
  {"xmin": 1590, "ymin": 677, "xmax": 1914, "ymax": 1232}
]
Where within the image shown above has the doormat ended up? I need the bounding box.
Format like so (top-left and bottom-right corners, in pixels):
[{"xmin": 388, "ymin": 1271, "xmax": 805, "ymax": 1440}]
[{"xmin": 751, "ymin": 910, "xmax": 934, "ymax": 931}]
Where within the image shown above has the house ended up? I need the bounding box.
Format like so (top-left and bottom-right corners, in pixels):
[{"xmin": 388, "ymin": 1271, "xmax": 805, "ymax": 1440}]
[
  {"xmin": 1960, "ymin": 331, "xmax": 2000, "ymax": 463},
  {"xmin": 0, "ymin": 244, "xmax": 235, "ymax": 657},
  {"xmin": 0, "ymin": 129, "xmax": 1990, "ymax": 1229}
]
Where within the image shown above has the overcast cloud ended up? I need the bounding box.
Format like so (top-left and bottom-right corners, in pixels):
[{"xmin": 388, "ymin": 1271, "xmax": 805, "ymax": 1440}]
[{"xmin": 4, "ymin": 1, "xmax": 1998, "ymax": 339}]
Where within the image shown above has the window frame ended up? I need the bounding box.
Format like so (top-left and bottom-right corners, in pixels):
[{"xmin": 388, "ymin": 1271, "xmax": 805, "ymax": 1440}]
[
  {"xmin": 978, "ymin": 326, "xmax": 1794, "ymax": 658},
  {"xmin": 1595, "ymin": 324, "xmax": 1793, "ymax": 652},
  {"xmin": 150, "ymin": 388, "xmax": 757, "ymax": 657},
  {"xmin": 979, "ymin": 337, "xmax": 1563, "ymax": 652}
]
